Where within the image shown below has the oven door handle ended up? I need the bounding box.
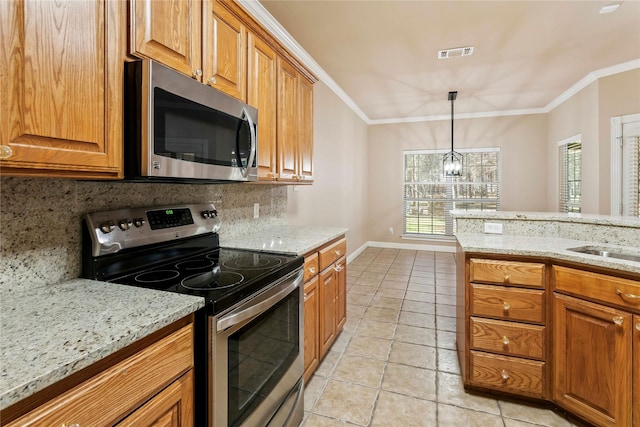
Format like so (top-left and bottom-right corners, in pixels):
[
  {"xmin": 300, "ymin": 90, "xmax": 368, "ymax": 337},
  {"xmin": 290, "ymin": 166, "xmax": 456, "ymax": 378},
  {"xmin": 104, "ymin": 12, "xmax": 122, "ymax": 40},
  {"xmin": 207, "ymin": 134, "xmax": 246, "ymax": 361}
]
[{"xmin": 217, "ymin": 270, "xmax": 302, "ymax": 332}]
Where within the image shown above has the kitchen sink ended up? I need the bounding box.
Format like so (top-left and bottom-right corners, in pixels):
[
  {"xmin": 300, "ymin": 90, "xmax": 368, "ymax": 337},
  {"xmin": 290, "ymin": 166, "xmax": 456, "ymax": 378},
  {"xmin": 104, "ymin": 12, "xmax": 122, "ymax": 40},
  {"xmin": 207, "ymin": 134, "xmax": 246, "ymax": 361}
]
[{"xmin": 567, "ymin": 246, "xmax": 640, "ymax": 263}]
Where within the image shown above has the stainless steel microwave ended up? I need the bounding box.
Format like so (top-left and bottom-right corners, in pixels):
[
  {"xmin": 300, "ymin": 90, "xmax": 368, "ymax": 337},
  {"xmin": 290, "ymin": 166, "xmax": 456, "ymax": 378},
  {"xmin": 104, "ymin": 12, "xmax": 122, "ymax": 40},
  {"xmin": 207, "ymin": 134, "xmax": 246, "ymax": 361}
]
[{"xmin": 124, "ymin": 60, "xmax": 257, "ymax": 182}]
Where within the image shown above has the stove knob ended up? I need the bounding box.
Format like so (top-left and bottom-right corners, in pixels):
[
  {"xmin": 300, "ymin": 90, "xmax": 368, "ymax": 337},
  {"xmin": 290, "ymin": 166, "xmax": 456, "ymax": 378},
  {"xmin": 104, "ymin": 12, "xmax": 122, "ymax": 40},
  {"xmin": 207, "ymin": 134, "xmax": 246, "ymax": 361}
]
[
  {"xmin": 118, "ymin": 219, "xmax": 133, "ymax": 231},
  {"xmin": 201, "ymin": 211, "xmax": 210, "ymax": 219},
  {"xmin": 210, "ymin": 209, "xmax": 218, "ymax": 217},
  {"xmin": 133, "ymin": 218, "xmax": 145, "ymax": 228},
  {"xmin": 100, "ymin": 221, "xmax": 115, "ymax": 234}
]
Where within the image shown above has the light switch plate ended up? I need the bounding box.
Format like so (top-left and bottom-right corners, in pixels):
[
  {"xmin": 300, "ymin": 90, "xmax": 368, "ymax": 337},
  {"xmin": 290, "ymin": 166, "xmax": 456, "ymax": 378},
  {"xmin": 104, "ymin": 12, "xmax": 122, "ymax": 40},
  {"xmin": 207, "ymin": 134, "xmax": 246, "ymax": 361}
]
[
  {"xmin": 484, "ymin": 222, "xmax": 503, "ymax": 234},
  {"xmin": 253, "ymin": 203, "xmax": 259, "ymax": 219}
]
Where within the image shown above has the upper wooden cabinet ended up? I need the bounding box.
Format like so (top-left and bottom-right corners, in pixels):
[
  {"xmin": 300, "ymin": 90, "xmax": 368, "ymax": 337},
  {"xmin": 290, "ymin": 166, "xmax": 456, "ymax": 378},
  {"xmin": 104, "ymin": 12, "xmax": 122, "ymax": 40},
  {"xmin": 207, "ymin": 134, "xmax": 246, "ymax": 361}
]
[
  {"xmin": 277, "ymin": 58, "xmax": 300, "ymax": 182},
  {"xmin": 247, "ymin": 34, "xmax": 278, "ymax": 180},
  {"xmin": 298, "ymin": 76, "xmax": 314, "ymax": 182},
  {"xmin": 130, "ymin": 0, "xmax": 203, "ymax": 79},
  {"xmin": 0, "ymin": 0, "xmax": 124, "ymax": 178},
  {"xmin": 204, "ymin": 1, "xmax": 247, "ymax": 100}
]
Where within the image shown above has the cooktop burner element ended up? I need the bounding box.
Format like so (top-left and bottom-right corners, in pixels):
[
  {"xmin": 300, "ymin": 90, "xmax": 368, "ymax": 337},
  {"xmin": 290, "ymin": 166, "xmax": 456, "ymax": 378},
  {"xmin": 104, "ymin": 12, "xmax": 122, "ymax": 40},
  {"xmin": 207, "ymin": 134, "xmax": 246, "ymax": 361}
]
[
  {"xmin": 221, "ymin": 253, "xmax": 283, "ymax": 270},
  {"xmin": 181, "ymin": 269, "xmax": 244, "ymax": 290},
  {"xmin": 82, "ymin": 203, "xmax": 303, "ymax": 314}
]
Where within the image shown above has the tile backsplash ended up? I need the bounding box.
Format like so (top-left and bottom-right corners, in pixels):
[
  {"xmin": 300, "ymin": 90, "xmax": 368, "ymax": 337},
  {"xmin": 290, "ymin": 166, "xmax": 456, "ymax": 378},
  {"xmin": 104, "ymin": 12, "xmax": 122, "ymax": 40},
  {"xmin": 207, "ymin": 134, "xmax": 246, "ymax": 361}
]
[{"xmin": 0, "ymin": 177, "xmax": 287, "ymax": 290}]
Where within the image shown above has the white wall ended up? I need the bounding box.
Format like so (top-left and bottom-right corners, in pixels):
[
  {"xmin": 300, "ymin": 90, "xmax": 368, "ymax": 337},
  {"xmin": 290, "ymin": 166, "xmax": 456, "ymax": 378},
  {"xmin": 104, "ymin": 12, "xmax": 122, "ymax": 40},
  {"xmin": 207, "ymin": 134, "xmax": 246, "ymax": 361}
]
[{"xmin": 287, "ymin": 82, "xmax": 369, "ymax": 256}]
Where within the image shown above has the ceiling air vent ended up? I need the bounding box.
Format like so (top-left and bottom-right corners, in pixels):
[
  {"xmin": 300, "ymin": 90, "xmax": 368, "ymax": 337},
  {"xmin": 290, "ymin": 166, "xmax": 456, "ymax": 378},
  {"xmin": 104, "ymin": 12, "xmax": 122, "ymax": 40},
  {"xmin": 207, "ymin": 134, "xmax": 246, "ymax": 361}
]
[{"xmin": 438, "ymin": 46, "xmax": 474, "ymax": 59}]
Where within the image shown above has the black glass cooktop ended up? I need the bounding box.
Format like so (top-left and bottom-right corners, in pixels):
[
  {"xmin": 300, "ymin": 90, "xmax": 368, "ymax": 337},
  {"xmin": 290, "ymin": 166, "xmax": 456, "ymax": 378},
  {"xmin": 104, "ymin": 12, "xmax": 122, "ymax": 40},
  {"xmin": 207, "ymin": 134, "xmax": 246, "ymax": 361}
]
[{"xmin": 110, "ymin": 247, "xmax": 302, "ymax": 314}]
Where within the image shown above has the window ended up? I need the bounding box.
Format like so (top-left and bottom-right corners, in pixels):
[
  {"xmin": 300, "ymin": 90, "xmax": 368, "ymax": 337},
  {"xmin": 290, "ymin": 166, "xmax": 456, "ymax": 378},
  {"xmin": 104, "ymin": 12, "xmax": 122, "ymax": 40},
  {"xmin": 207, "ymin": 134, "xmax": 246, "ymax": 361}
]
[
  {"xmin": 611, "ymin": 114, "xmax": 640, "ymax": 217},
  {"xmin": 558, "ymin": 137, "xmax": 582, "ymax": 213},
  {"xmin": 403, "ymin": 148, "xmax": 501, "ymax": 238}
]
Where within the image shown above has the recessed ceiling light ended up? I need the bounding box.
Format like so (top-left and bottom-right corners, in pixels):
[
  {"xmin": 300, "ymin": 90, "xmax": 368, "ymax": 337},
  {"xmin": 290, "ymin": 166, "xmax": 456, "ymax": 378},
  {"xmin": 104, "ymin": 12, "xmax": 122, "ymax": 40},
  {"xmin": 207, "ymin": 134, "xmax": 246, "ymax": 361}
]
[{"xmin": 599, "ymin": 3, "xmax": 621, "ymax": 14}]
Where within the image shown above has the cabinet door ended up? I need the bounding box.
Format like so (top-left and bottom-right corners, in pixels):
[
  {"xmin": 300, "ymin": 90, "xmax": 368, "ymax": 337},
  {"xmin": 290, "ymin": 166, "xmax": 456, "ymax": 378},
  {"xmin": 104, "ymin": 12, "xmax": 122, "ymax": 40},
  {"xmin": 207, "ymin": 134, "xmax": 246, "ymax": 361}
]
[
  {"xmin": 130, "ymin": 0, "xmax": 202, "ymax": 79},
  {"xmin": 298, "ymin": 76, "xmax": 314, "ymax": 182},
  {"xmin": 319, "ymin": 266, "xmax": 337, "ymax": 358},
  {"xmin": 204, "ymin": 1, "xmax": 246, "ymax": 101},
  {"xmin": 247, "ymin": 34, "xmax": 278, "ymax": 181},
  {"xmin": 335, "ymin": 256, "xmax": 347, "ymax": 332},
  {"xmin": 119, "ymin": 370, "xmax": 194, "ymax": 427},
  {"xmin": 276, "ymin": 57, "xmax": 299, "ymax": 182},
  {"xmin": 304, "ymin": 276, "xmax": 320, "ymax": 383},
  {"xmin": 635, "ymin": 315, "xmax": 640, "ymax": 427},
  {"xmin": 553, "ymin": 294, "xmax": 632, "ymax": 427},
  {"xmin": 1, "ymin": 0, "xmax": 123, "ymax": 178}
]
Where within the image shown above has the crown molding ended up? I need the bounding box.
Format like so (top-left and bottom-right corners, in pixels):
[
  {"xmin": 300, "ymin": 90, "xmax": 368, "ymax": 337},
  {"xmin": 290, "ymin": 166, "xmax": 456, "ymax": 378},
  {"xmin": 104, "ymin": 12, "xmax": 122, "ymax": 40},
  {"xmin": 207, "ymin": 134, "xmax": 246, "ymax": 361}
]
[{"xmin": 241, "ymin": 1, "xmax": 640, "ymax": 125}]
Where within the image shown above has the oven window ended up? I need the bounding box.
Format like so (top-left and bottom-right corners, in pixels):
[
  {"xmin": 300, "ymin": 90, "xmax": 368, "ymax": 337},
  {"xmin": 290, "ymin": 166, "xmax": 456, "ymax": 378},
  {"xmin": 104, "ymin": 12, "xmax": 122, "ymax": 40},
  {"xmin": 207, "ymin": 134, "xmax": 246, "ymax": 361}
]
[
  {"xmin": 227, "ymin": 288, "xmax": 300, "ymax": 427},
  {"xmin": 153, "ymin": 88, "xmax": 252, "ymax": 167}
]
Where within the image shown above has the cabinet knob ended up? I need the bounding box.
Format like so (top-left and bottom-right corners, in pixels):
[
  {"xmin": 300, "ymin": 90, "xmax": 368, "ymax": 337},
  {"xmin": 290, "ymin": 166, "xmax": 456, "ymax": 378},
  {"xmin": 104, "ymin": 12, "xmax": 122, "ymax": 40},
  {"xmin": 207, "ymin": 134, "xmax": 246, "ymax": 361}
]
[
  {"xmin": 193, "ymin": 68, "xmax": 203, "ymax": 78},
  {"xmin": 502, "ymin": 336, "xmax": 510, "ymax": 346},
  {"xmin": 500, "ymin": 370, "xmax": 509, "ymax": 381},
  {"xmin": 308, "ymin": 267, "xmax": 316, "ymax": 274},
  {"xmin": 502, "ymin": 301, "xmax": 510, "ymax": 311},
  {"xmin": 208, "ymin": 76, "xmax": 217, "ymax": 85},
  {"xmin": 613, "ymin": 316, "xmax": 624, "ymax": 326},
  {"xmin": 0, "ymin": 145, "xmax": 13, "ymax": 159},
  {"xmin": 504, "ymin": 274, "xmax": 510, "ymax": 283},
  {"xmin": 62, "ymin": 424, "xmax": 80, "ymax": 427}
]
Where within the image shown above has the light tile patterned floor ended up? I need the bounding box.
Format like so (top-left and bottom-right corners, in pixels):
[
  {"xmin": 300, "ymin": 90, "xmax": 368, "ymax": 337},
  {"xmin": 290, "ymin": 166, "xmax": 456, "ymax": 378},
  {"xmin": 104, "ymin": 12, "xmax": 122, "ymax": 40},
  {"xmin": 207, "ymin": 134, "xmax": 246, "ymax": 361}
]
[{"xmin": 301, "ymin": 248, "xmax": 585, "ymax": 427}]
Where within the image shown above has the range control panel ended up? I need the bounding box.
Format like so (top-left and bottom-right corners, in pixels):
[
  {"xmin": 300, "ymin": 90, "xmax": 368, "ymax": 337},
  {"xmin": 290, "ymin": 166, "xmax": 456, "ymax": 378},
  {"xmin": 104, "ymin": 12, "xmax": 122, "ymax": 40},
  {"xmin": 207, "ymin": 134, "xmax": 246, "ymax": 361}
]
[{"xmin": 84, "ymin": 203, "xmax": 221, "ymax": 257}]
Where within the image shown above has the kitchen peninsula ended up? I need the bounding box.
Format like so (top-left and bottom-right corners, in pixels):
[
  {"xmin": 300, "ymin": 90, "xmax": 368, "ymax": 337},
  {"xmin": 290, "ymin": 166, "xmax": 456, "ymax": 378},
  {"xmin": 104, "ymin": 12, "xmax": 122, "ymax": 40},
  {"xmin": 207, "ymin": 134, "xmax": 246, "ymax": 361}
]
[{"xmin": 453, "ymin": 210, "xmax": 640, "ymax": 427}]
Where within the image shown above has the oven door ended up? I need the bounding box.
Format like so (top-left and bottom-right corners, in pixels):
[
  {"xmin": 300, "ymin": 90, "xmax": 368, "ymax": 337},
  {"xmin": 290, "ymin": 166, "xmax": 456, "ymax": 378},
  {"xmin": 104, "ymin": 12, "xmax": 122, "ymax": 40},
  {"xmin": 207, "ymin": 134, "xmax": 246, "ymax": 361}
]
[{"xmin": 210, "ymin": 269, "xmax": 304, "ymax": 427}]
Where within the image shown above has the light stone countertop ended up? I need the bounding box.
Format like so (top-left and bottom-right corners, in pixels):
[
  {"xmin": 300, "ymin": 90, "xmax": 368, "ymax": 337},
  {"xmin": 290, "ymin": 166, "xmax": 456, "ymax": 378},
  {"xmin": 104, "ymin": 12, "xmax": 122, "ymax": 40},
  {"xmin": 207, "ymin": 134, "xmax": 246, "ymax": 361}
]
[
  {"xmin": 0, "ymin": 278, "xmax": 205, "ymax": 411},
  {"xmin": 455, "ymin": 233, "xmax": 640, "ymax": 275},
  {"xmin": 224, "ymin": 225, "xmax": 349, "ymax": 255},
  {"xmin": 450, "ymin": 210, "xmax": 640, "ymax": 228}
]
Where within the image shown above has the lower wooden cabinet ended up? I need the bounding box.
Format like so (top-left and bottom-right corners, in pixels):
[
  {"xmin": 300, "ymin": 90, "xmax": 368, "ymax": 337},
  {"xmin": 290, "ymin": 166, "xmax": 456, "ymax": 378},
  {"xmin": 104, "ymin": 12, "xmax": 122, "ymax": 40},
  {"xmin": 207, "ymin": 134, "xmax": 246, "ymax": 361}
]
[
  {"xmin": 458, "ymin": 253, "xmax": 640, "ymax": 426},
  {"xmin": 4, "ymin": 322, "xmax": 195, "ymax": 427},
  {"xmin": 118, "ymin": 370, "xmax": 194, "ymax": 427},
  {"xmin": 553, "ymin": 293, "xmax": 633, "ymax": 427},
  {"xmin": 303, "ymin": 236, "xmax": 347, "ymax": 382}
]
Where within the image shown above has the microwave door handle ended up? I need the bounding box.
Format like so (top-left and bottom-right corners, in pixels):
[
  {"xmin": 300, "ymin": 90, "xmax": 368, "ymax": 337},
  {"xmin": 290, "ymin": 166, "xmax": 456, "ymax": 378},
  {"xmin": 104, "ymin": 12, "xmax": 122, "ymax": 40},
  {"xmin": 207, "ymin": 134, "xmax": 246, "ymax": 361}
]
[{"xmin": 240, "ymin": 107, "xmax": 256, "ymax": 178}]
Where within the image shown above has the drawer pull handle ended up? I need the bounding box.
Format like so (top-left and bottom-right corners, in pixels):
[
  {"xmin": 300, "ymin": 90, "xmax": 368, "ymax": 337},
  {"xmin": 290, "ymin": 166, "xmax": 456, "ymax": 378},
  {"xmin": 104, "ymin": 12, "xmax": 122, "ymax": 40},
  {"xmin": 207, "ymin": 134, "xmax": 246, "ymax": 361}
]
[
  {"xmin": 335, "ymin": 249, "xmax": 342, "ymax": 256},
  {"xmin": 304, "ymin": 294, "xmax": 309, "ymax": 302},
  {"xmin": 0, "ymin": 145, "xmax": 13, "ymax": 159},
  {"xmin": 62, "ymin": 424, "xmax": 80, "ymax": 427},
  {"xmin": 502, "ymin": 336, "xmax": 510, "ymax": 345},
  {"xmin": 616, "ymin": 289, "xmax": 640, "ymax": 300},
  {"xmin": 335, "ymin": 264, "xmax": 344, "ymax": 272},
  {"xmin": 501, "ymin": 370, "xmax": 509, "ymax": 381},
  {"xmin": 636, "ymin": 323, "xmax": 640, "ymax": 331},
  {"xmin": 503, "ymin": 301, "xmax": 510, "ymax": 311},
  {"xmin": 504, "ymin": 274, "xmax": 510, "ymax": 283},
  {"xmin": 613, "ymin": 316, "xmax": 624, "ymax": 326},
  {"xmin": 309, "ymin": 267, "xmax": 316, "ymax": 274}
]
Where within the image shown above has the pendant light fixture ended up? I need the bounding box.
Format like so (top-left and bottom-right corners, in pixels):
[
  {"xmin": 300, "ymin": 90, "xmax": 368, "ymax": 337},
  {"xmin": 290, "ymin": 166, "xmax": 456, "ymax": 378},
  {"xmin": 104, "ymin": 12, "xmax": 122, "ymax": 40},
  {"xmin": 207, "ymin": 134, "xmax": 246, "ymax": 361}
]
[{"xmin": 443, "ymin": 91, "xmax": 463, "ymax": 176}]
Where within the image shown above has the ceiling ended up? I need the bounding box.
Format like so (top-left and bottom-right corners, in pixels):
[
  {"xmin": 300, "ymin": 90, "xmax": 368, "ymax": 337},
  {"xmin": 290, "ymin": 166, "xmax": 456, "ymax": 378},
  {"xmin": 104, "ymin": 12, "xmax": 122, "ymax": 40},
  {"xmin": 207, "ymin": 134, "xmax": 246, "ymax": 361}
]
[{"xmin": 253, "ymin": 0, "xmax": 640, "ymax": 124}]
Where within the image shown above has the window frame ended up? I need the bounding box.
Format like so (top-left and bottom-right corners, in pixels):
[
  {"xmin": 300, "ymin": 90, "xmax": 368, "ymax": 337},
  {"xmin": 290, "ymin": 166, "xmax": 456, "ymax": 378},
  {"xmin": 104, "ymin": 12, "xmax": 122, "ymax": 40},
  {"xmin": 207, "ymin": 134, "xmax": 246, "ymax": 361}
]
[
  {"xmin": 402, "ymin": 147, "xmax": 501, "ymax": 240},
  {"xmin": 558, "ymin": 135, "xmax": 582, "ymax": 213}
]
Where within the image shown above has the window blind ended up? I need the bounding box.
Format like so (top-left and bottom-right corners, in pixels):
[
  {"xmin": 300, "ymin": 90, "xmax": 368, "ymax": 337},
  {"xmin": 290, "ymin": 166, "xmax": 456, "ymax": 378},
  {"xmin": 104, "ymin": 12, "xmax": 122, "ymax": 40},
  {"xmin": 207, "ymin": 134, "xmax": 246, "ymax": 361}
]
[{"xmin": 559, "ymin": 141, "xmax": 582, "ymax": 213}]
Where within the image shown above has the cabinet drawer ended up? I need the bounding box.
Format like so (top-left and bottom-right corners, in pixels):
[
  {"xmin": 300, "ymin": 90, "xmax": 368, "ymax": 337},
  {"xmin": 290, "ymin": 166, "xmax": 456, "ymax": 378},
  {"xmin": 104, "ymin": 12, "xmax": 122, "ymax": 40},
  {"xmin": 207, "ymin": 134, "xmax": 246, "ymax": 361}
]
[
  {"xmin": 7, "ymin": 324, "xmax": 194, "ymax": 427},
  {"xmin": 304, "ymin": 252, "xmax": 319, "ymax": 282},
  {"xmin": 471, "ymin": 317, "xmax": 545, "ymax": 360},
  {"xmin": 319, "ymin": 238, "xmax": 347, "ymax": 271},
  {"xmin": 470, "ymin": 351, "xmax": 545, "ymax": 398},
  {"xmin": 554, "ymin": 265, "xmax": 640, "ymax": 313},
  {"xmin": 470, "ymin": 259, "xmax": 544, "ymax": 288},
  {"xmin": 470, "ymin": 284, "xmax": 545, "ymax": 324}
]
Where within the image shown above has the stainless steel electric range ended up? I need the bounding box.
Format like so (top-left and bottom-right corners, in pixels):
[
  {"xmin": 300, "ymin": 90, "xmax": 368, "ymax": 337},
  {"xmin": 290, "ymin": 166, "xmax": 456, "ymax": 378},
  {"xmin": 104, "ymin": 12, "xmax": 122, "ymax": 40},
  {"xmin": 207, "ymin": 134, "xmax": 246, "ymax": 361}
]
[{"xmin": 82, "ymin": 203, "xmax": 304, "ymax": 427}]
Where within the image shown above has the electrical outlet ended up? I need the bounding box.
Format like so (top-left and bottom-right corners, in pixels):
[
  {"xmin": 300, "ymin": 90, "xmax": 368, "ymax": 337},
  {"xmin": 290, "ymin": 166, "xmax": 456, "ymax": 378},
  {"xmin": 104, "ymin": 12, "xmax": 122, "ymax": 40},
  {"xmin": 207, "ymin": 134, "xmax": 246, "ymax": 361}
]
[
  {"xmin": 253, "ymin": 203, "xmax": 259, "ymax": 219},
  {"xmin": 388, "ymin": 227, "xmax": 394, "ymax": 235},
  {"xmin": 484, "ymin": 222, "xmax": 503, "ymax": 234}
]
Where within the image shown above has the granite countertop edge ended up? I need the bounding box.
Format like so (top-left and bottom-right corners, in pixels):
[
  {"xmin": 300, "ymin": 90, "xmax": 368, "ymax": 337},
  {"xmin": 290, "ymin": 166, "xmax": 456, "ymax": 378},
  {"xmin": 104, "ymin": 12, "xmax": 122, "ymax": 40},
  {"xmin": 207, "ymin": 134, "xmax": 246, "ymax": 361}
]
[
  {"xmin": 450, "ymin": 210, "xmax": 640, "ymax": 228},
  {"xmin": 0, "ymin": 279, "xmax": 205, "ymax": 411},
  {"xmin": 225, "ymin": 225, "xmax": 350, "ymax": 255},
  {"xmin": 455, "ymin": 233, "xmax": 640, "ymax": 275}
]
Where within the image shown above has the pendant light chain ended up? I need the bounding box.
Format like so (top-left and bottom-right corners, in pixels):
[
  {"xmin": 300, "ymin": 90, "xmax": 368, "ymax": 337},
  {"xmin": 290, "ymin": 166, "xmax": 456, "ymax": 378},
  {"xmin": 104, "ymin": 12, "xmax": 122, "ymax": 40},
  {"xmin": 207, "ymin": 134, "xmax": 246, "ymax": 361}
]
[{"xmin": 443, "ymin": 91, "xmax": 463, "ymax": 176}]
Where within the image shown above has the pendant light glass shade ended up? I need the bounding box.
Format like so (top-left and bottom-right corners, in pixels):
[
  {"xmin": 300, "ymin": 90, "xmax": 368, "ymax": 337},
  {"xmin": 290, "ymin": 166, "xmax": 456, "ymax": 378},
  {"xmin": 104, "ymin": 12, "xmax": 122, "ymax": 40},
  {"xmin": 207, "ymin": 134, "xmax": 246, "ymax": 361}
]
[{"xmin": 443, "ymin": 91, "xmax": 463, "ymax": 176}]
